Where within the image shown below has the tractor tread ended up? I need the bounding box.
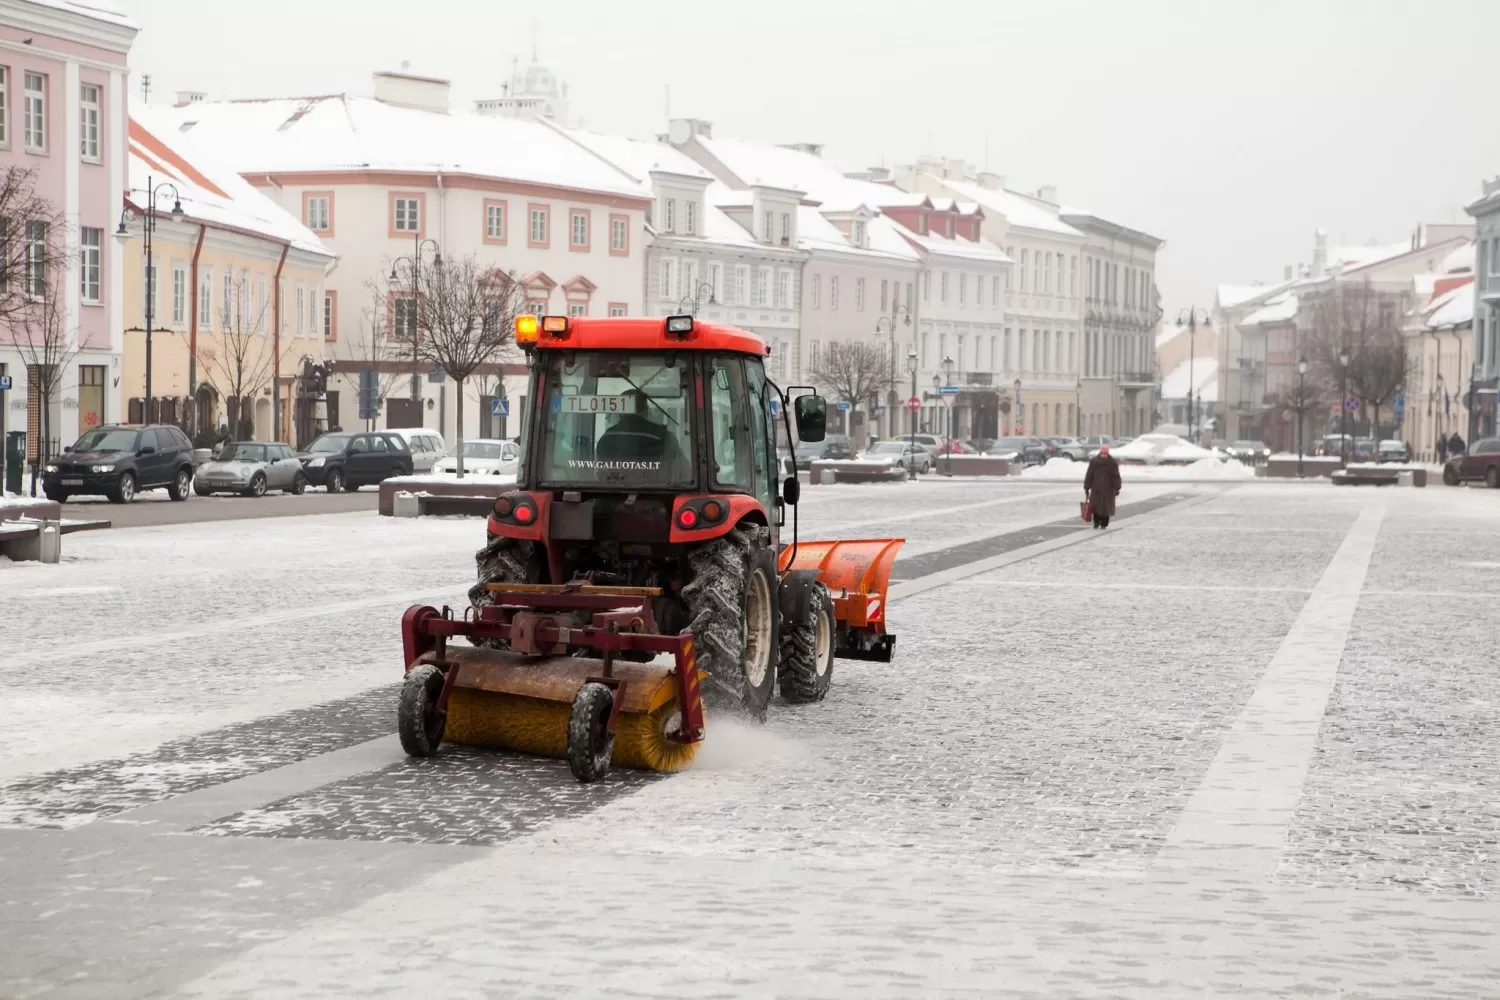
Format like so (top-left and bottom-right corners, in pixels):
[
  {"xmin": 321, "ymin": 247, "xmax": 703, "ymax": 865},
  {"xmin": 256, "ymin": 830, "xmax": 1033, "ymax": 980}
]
[{"xmin": 777, "ymin": 582, "xmax": 834, "ymax": 704}]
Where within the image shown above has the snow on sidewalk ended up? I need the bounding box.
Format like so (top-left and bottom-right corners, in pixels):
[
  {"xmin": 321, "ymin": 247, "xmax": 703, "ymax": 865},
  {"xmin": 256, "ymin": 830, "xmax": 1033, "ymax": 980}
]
[{"xmin": 1020, "ymin": 456, "xmax": 1256, "ymax": 483}]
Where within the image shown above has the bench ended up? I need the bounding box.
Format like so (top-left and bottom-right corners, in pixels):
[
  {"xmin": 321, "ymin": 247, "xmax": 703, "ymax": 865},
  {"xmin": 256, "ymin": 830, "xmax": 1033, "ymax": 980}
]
[
  {"xmin": 1331, "ymin": 468, "xmax": 1400, "ymax": 487},
  {"xmin": 0, "ymin": 517, "xmax": 112, "ymax": 562}
]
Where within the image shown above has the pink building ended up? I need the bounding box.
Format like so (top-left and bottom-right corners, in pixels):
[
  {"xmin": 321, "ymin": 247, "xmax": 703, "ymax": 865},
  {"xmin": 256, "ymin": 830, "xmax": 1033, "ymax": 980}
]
[{"xmin": 0, "ymin": 0, "xmax": 136, "ymax": 466}]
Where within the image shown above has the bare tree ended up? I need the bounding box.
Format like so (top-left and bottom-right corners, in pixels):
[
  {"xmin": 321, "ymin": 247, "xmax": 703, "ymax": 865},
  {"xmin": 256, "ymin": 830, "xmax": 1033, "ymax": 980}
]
[
  {"xmin": 0, "ymin": 167, "xmax": 69, "ymax": 326},
  {"xmin": 345, "ymin": 282, "xmax": 409, "ymax": 431},
  {"xmin": 197, "ymin": 274, "xmax": 288, "ymax": 440},
  {"xmin": 1307, "ymin": 280, "xmax": 1406, "ymax": 439},
  {"xmin": 395, "ymin": 255, "xmax": 523, "ymax": 475},
  {"xmin": 9, "ymin": 262, "xmax": 80, "ymax": 493},
  {"xmin": 807, "ymin": 340, "xmax": 895, "ymax": 442},
  {"xmin": 1275, "ymin": 376, "xmax": 1325, "ymax": 455}
]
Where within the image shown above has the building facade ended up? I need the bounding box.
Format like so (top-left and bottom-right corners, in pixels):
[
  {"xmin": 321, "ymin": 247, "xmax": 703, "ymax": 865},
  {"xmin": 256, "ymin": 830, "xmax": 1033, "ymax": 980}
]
[
  {"xmin": 1466, "ymin": 179, "xmax": 1500, "ymax": 441},
  {"xmin": 0, "ymin": 0, "xmax": 135, "ymax": 468}
]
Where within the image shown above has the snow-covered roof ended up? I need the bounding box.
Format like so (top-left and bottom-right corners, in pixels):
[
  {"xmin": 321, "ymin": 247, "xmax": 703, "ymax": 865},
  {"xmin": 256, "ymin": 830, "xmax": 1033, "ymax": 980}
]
[
  {"xmin": 897, "ymin": 228, "xmax": 1012, "ymax": 264},
  {"xmin": 1425, "ymin": 281, "xmax": 1474, "ymax": 330},
  {"xmin": 931, "ymin": 177, "xmax": 1084, "ymax": 237},
  {"xmin": 559, "ymin": 128, "xmax": 711, "ymax": 183},
  {"xmin": 1216, "ymin": 284, "xmax": 1270, "ymax": 309},
  {"xmin": 151, "ymin": 96, "xmax": 651, "ymax": 200},
  {"xmin": 1442, "ymin": 240, "xmax": 1475, "ymax": 274},
  {"xmin": 21, "ymin": 0, "xmax": 136, "ymax": 29},
  {"xmin": 1330, "ymin": 242, "xmax": 1411, "ymax": 273},
  {"xmin": 128, "ymin": 108, "xmax": 333, "ymax": 259},
  {"xmin": 1241, "ymin": 294, "xmax": 1298, "ymax": 328},
  {"xmin": 794, "ymin": 206, "xmax": 918, "ymax": 263},
  {"xmin": 1159, "ymin": 358, "xmax": 1218, "ymax": 402}
]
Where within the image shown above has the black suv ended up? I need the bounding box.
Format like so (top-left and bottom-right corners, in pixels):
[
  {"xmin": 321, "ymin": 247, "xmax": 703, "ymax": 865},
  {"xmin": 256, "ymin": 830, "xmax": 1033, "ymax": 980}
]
[
  {"xmin": 44, "ymin": 424, "xmax": 196, "ymax": 504},
  {"xmin": 297, "ymin": 431, "xmax": 414, "ymax": 492}
]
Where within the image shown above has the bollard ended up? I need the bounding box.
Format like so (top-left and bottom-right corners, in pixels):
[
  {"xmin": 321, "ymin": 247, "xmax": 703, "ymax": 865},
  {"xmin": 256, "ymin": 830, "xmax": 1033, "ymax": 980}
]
[
  {"xmin": 38, "ymin": 520, "xmax": 61, "ymax": 563},
  {"xmin": 393, "ymin": 491, "xmax": 421, "ymax": 518}
]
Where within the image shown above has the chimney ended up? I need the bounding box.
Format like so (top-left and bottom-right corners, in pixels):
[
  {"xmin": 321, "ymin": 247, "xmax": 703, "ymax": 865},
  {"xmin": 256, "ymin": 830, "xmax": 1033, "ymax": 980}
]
[
  {"xmin": 866, "ymin": 166, "xmax": 890, "ymax": 182},
  {"xmin": 977, "ymin": 171, "xmax": 1006, "ymax": 191},
  {"xmin": 373, "ymin": 66, "xmax": 450, "ymax": 114},
  {"xmin": 1038, "ymin": 185, "xmax": 1058, "ymax": 204},
  {"xmin": 1311, "ymin": 229, "xmax": 1328, "ymax": 278},
  {"xmin": 174, "ymin": 90, "xmax": 205, "ymax": 107},
  {"xmin": 941, "ymin": 158, "xmax": 967, "ymax": 181}
]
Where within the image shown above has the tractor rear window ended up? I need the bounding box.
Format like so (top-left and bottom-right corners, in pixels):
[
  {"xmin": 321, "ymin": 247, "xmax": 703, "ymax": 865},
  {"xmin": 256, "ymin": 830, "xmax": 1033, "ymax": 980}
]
[{"xmin": 537, "ymin": 351, "xmax": 694, "ymax": 488}]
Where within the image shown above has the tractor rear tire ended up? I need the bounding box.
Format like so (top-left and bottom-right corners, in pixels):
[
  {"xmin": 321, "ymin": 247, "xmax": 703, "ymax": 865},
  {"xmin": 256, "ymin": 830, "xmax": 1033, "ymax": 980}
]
[
  {"xmin": 398, "ymin": 664, "xmax": 446, "ymax": 757},
  {"xmin": 469, "ymin": 534, "xmax": 540, "ymax": 649},
  {"xmin": 682, "ymin": 526, "xmax": 778, "ymax": 721},
  {"xmin": 777, "ymin": 581, "xmax": 835, "ymax": 704}
]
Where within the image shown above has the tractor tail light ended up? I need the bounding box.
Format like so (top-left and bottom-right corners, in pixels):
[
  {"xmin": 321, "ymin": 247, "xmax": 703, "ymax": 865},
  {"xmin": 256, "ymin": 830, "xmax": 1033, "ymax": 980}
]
[
  {"xmin": 701, "ymin": 500, "xmax": 723, "ymax": 523},
  {"xmin": 677, "ymin": 507, "xmax": 699, "ymax": 529},
  {"xmin": 494, "ymin": 496, "xmax": 514, "ymax": 518},
  {"xmin": 514, "ymin": 502, "xmax": 536, "ymax": 524}
]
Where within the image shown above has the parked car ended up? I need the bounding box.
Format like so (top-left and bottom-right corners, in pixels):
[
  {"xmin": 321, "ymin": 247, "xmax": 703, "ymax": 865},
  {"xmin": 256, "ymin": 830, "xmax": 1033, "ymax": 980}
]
[
  {"xmin": 386, "ymin": 428, "xmax": 447, "ymax": 473},
  {"xmin": 938, "ymin": 439, "xmax": 977, "ymax": 455},
  {"xmin": 1375, "ymin": 440, "xmax": 1410, "ymax": 464},
  {"xmin": 1221, "ymin": 440, "xmax": 1271, "ymax": 464},
  {"xmin": 1315, "ymin": 434, "xmax": 1353, "ymax": 458},
  {"xmin": 297, "ymin": 431, "xmax": 415, "ymax": 492},
  {"xmin": 1351, "ymin": 437, "xmax": 1377, "ymax": 462},
  {"xmin": 43, "ymin": 424, "xmax": 195, "ymax": 504},
  {"xmin": 862, "ymin": 440, "xmax": 930, "ymax": 476},
  {"xmin": 432, "ymin": 439, "xmax": 521, "ymax": 476},
  {"xmin": 194, "ymin": 441, "xmax": 307, "ymax": 497},
  {"xmin": 984, "ymin": 436, "xmax": 1049, "ymax": 465},
  {"xmin": 908, "ymin": 434, "xmax": 946, "ymax": 459},
  {"xmin": 1047, "ymin": 437, "xmax": 1089, "ymax": 461},
  {"xmin": 1443, "ymin": 437, "xmax": 1500, "ymax": 487},
  {"xmin": 794, "ymin": 434, "xmax": 856, "ymax": 466}
]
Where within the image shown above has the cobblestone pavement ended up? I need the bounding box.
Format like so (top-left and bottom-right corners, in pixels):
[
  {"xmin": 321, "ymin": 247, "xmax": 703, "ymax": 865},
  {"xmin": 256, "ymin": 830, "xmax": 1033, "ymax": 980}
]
[{"xmin": 4, "ymin": 481, "xmax": 1500, "ymax": 998}]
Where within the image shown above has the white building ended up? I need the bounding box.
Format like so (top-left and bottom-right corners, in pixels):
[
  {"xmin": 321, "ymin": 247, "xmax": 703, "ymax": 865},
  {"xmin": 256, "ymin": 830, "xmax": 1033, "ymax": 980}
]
[{"xmin": 149, "ymin": 66, "xmax": 652, "ymax": 445}]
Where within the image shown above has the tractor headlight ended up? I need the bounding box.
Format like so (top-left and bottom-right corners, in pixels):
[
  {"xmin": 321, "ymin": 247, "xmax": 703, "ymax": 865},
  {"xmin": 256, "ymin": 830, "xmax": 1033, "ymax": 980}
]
[
  {"xmin": 90, "ymin": 464, "xmax": 114, "ymax": 473},
  {"xmin": 306, "ymin": 456, "xmax": 325, "ymax": 468}
]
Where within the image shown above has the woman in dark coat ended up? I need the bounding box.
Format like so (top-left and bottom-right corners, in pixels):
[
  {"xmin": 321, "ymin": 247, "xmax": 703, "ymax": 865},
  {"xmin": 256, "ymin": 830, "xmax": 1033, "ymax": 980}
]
[{"xmin": 1083, "ymin": 445, "xmax": 1122, "ymax": 529}]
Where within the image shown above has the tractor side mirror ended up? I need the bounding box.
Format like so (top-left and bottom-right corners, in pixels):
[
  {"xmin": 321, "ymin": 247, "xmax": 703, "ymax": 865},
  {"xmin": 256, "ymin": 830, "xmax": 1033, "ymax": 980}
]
[
  {"xmin": 794, "ymin": 395, "xmax": 827, "ymax": 442},
  {"xmin": 783, "ymin": 476, "xmax": 800, "ymax": 506}
]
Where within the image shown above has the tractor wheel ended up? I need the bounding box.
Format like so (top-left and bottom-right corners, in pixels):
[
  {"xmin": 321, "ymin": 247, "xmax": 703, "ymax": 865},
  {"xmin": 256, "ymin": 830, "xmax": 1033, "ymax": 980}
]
[
  {"xmin": 397, "ymin": 664, "xmax": 446, "ymax": 757},
  {"xmin": 1488, "ymin": 467, "xmax": 1500, "ymax": 489},
  {"xmin": 682, "ymin": 526, "xmax": 778, "ymax": 721},
  {"xmin": 567, "ymin": 682, "xmax": 616, "ymax": 783},
  {"xmin": 468, "ymin": 533, "xmax": 540, "ymax": 649},
  {"xmin": 1443, "ymin": 465, "xmax": 1460, "ymax": 486},
  {"xmin": 777, "ymin": 581, "xmax": 835, "ymax": 704}
]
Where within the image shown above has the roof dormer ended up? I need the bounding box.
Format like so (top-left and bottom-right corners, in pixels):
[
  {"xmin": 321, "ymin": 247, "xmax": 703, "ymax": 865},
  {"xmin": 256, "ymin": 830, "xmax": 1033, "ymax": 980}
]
[{"xmin": 750, "ymin": 183, "xmax": 804, "ymax": 247}]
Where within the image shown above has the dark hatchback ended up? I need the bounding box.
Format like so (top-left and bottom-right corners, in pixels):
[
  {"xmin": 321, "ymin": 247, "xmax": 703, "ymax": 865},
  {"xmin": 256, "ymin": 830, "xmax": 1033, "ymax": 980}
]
[
  {"xmin": 297, "ymin": 431, "xmax": 415, "ymax": 492},
  {"xmin": 43, "ymin": 424, "xmax": 195, "ymax": 503}
]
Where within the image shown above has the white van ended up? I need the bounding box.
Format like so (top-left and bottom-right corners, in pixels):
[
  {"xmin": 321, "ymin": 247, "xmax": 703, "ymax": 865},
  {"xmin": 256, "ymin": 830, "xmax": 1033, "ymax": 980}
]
[{"xmin": 387, "ymin": 428, "xmax": 447, "ymax": 473}]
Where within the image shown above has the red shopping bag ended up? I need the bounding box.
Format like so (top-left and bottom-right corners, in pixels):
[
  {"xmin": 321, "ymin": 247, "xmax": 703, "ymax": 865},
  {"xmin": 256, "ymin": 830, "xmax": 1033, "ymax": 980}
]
[{"xmin": 1080, "ymin": 500, "xmax": 1092, "ymax": 522}]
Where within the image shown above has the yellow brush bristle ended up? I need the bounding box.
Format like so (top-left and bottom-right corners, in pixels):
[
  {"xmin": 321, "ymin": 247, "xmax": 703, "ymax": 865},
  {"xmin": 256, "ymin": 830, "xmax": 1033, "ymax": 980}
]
[{"xmin": 444, "ymin": 687, "xmax": 700, "ymax": 773}]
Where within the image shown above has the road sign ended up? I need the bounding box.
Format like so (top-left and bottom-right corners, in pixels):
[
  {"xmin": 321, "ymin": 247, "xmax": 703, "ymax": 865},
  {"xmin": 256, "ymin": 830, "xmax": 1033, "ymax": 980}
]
[
  {"xmin": 938, "ymin": 385, "xmax": 960, "ymax": 396},
  {"xmin": 1393, "ymin": 393, "xmax": 1405, "ymax": 415},
  {"xmin": 907, "ymin": 396, "xmax": 921, "ymax": 412},
  {"xmin": 768, "ymin": 397, "xmax": 780, "ymax": 418},
  {"xmin": 873, "ymin": 406, "xmax": 885, "ymax": 418},
  {"xmin": 1344, "ymin": 397, "xmax": 1361, "ymax": 412},
  {"xmin": 0, "ymin": 375, "xmax": 10, "ymax": 391},
  {"xmin": 490, "ymin": 397, "xmax": 509, "ymax": 417},
  {"xmin": 836, "ymin": 401, "xmax": 851, "ymax": 411}
]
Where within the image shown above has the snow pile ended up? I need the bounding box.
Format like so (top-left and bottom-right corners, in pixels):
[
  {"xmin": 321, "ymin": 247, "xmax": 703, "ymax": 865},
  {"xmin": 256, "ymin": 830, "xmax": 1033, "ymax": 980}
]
[
  {"xmin": 1021, "ymin": 457, "xmax": 1255, "ymax": 482},
  {"xmin": 1110, "ymin": 433, "xmax": 1219, "ymax": 465},
  {"xmin": 386, "ymin": 472, "xmax": 518, "ymax": 486},
  {"xmin": 1, "ymin": 492, "xmax": 53, "ymax": 510}
]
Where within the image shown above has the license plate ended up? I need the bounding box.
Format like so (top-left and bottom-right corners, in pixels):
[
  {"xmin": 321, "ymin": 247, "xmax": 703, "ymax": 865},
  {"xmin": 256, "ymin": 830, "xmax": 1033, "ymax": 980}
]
[
  {"xmin": 558, "ymin": 394, "xmax": 641, "ymax": 414},
  {"xmin": 62, "ymin": 478, "xmax": 84, "ymax": 486}
]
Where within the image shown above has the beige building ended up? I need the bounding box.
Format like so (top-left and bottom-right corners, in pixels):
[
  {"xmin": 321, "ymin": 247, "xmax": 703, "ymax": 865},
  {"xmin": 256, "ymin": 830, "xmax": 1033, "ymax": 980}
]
[{"xmin": 119, "ymin": 111, "xmax": 335, "ymax": 444}]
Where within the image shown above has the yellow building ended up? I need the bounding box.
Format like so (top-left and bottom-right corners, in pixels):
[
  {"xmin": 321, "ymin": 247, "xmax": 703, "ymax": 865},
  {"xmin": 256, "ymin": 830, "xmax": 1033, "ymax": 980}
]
[{"xmin": 119, "ymin": 110, "xmax": 336, "ymax": 446}]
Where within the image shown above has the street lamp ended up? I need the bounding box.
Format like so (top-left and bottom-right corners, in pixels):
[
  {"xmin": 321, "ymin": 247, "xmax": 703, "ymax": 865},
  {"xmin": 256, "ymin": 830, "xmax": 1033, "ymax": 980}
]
[
  {"xmin": 1296, "ymin": 356, "xmax": 1308, "ymax": 478},
  {"xmin": 1013, "ymin": 377, "xmax": 1023, "ymax": 435},
  {"xmin": 677, "ymin": 281, "xmax": 715, "ymax": 316},
  {"xmin": 905, "ymin": 348, "xmax": 919, "ymax": 480},
  {"xmin": 1176, "ymin": 307, "xmax": 1210, "ymax": 441},
  {"xmin": 940, "ymin": 355, "xmax": 955, "ymax": 475},
  {"xmin": 1338, "ymin": 346, "xmax": 1350, "ymax": 467},
  {"xmin": 390, "ymin": 238, "xmax": 442, "ymax": 401},
  {"xmin": 115, "ymin": 176, "xmax": 184, "ymax": 426},
  {"xmin": 1075, "ymin": 376, "xmax": 1082, "ymax": 436},
  {"xmin": 877, "ymin": 305, "xmax": 912, "ymax": 439}
]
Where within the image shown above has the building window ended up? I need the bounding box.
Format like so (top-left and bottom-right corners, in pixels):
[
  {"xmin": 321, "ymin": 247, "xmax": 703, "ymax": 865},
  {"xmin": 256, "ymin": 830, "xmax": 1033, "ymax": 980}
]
[
  {"xmin": 780, "ymin": 213, "xmax": 791, "ymax": 246},
  {"xmin": 853, "ymin": 220, "xmax": 867, "ymax": 247},
  {"xmin": 976, "ymin": 275, "xmax": 983, "ymax": 307},
  {"xmin": 665, "ymin": 199, "xmax": 676, "ymax": 233},
  {"xmin": 529, "ymin": 205, "xmax": 548, "ymax": 246},
  {"xmin": 921, "ymin": 331, "xmax": 929, "ymax": 368},
  {"xmin": 830, "ymin": 276, "xmax": 839, "ymax": 310},
  {"xmin": 764, "ymin": 210, "xmax": 774, "ymax": 242},
  {"xmin": 570, "ymin": 210, "xmax": 589, "ymax": 250},
  {"xmin": 393, "ymin": 196, "xmax": 420, "ymax": 233},
  {"xmin": 79, "ymin": 82, "xmax": 100, "ymax": 161},
  {"xmin": 296, "ymin": 284, "xmax": 305, "ymax": 335},
  {"xmin": 200, "ymin": 267, "xmax": 212, "ymax": 329},
  {"xmin": 324, "ymin": 291, "xmax": 337, "ymax": 340},
  {"xmin": 776, "ymin": 270, "xmax": 791, "ymax": 309},
  {"xmin": 221, "ymin": 272, "xmax": 232, "ymax": 327},
  {"xmin": 923, "ymin": 270, "xmax": 931, "ymax": 302},
  {"xmin": 610, "ymin": 215, "xmax": 628, "ymax": 255},
  {"xmin": 810, "ymin": 274, "xmax": 821, "ymax": 309},
  {"xmin": 735, "ymin": 266, "xmax": 749, "ymax": 306},
  {"xmin": 940, "ymin": 272, "xmax": 949, "ymax": 305},
  {"xmin": 756, "ymin": 268, "xmax": 769, "ymax": 307},
  {"xmin": 855, "ymin": 277, "xmax": 865, "ymax": 311},
  {"xmin": 659, "ymin": 259, "xmax": 673, "ymax": 299},
  {"xmin": 1071, "ymin": 256, "xmax": 1078, "ymax": 295},
  {"xmin": 0, "ymin": 67, "xmax": 9, "ymax": 148},
  {"xmin": 685, "ymin": 201, "xmax": 696, "ymax": 236},
  {"xmin": 959, "ymin": 273, "xmax": 966, "ymax": 306},
  {"xmin": 568, "ymin": 302, "xmax": 586, "ymax": 317},
  {"xmin": 393, "ymin": 295, "xmax": 418, "ymax": 339},
  {"xmin": 171, "ymin": 262, "xmax": 187, "ymax": 327},
  {"xmin": 709, "ymin": 262, "xmax": 722, "ymax": 303},
  {"xmin": 1019, "ymin": 250, "xmax": 1028, "ymax": 292},
  {"xmin": 993, "ymin": 275, "xmax": 1001, "ymax": 304},
  {"xmin": 23, "ymin": 71, "xmax": 45, "ymax": 152},
  {"xmin": 906, "ymin": 282, "xmax": 913, "ymax": 308},
  {"xmin": 303, "ymin": 193, "xmax": 331, "ymax": 233},
  {"xmin": 79, "ymin": 226, "xmax": 101, "ymax": 304},
  {"xmin": 485, "ymin": 200, "xmax": 506, "ymax": 242},
  {"xmin": 256, "ymin": 276, "xmax": 267, "ymax": 331},
  {"xmin": 880, "ymin": 279, "xmax": 889, "ymax": 312},
  {"xmin": 809, "ymin": 339, "xmax": 821, "ymax": 370},
  {"xmin": 278, "ymin": 279, "xmax": 287, "ymax": 331},
  {"xmin": 24, "ymin": 220, "xmax": 46, "ymax": 297},
  {"xmin": 608, "ymin": 303, "xmax": 627, "ymax": 317}
]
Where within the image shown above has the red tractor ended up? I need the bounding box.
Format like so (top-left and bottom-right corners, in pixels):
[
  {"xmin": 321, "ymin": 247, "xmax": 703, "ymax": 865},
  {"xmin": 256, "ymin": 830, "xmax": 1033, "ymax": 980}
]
[{"xmin": 398, "ymin": 314, "xmax": 903, "ymax": 781}]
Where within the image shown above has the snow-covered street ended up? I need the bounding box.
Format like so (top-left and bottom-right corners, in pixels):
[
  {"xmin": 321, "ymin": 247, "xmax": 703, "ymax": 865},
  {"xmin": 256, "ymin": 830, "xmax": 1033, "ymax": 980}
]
[{"xmin": 3, "ymin": 480, "xmax": 1500, "ymax": 998}]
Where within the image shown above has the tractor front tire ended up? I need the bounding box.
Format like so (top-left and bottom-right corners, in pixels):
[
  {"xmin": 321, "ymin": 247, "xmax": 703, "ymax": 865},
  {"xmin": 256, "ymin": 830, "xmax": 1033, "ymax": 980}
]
[
  {"xmin": 398, "ymin": 664, "xmax": 446, "ymax": 757},
  {"xmin": 469, "ymin": 533, "xmax": 540, "ymax": 649},
  {"xmin": 682, "ymin": 527, "xmax": 778, "ymax": 721},
  {"xmin": 777, "ymin": 581, "xmax": 835, "ymax": 704},
  {"xmin": 567, "ymin": 682, "xmax": 616, "ymax": 783}
]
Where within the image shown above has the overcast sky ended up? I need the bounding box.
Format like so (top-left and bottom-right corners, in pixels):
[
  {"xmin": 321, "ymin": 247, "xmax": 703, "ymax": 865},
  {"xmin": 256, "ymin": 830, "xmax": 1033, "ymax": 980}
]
[{"xmin": 123, "ymin": 0, "xmax": 1500, "ymax": 315}]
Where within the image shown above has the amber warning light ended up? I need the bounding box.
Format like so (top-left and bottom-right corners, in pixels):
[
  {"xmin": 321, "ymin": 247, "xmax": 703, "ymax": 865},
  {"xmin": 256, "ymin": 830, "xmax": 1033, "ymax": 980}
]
[{"xmin": 515, "ymin": 314, "xmax": 539, "ymax": 344}]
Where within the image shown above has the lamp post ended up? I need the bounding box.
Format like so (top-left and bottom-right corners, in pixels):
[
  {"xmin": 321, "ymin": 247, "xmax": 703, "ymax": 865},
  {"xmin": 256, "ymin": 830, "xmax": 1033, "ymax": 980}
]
[
  {"xmin": 906, "ymin": 347, "xmax": 918, "ymax": 480},
  {"xmin": 390, "ymin": 238, "xmax": 442, "ymax": 402},
  {"xmin": 115, "ymin": 176, "xmax": 184, "ymax": 426},
  {"xmin": 1013, "ymin": 377, "xmax": 1023, "ymax": 435},
  {"xmin": 1176, "ymin": 307, "xmax": 1210, "ymax": 442},
  {"xmin": 1296, "ymin": 356, "xmax": 1308, "ymax": 478},
  {"xmin": 940, "ymin": 355, "xmax": 955, "ymax": 475},
  {"xmin": 1338, "ymin": 347, "xmax": 1350, "ymax": 467},
  {"xmin": 1075, "ymin": 376, "xmax": 1082, "ymax": 436},
  {"xmin": 877, "ymin": 305, "xmax": 912, "ymax": 439},
  {"xmin": 677, "ymin": 282, "xmax": 716, "ymax": 316}
]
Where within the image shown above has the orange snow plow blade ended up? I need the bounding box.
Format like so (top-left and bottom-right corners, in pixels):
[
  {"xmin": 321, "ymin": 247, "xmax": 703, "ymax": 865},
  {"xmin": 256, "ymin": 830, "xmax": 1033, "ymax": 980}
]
[{"xmin": 780, "ymin": 538, "xmax": 904, "ymax": 661}]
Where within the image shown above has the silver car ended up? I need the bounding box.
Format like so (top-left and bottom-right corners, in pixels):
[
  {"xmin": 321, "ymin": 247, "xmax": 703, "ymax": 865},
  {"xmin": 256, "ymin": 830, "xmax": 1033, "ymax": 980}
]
[{"xmin": 194, "ymin": 442, "xmax": 308, "ymax": 497}]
